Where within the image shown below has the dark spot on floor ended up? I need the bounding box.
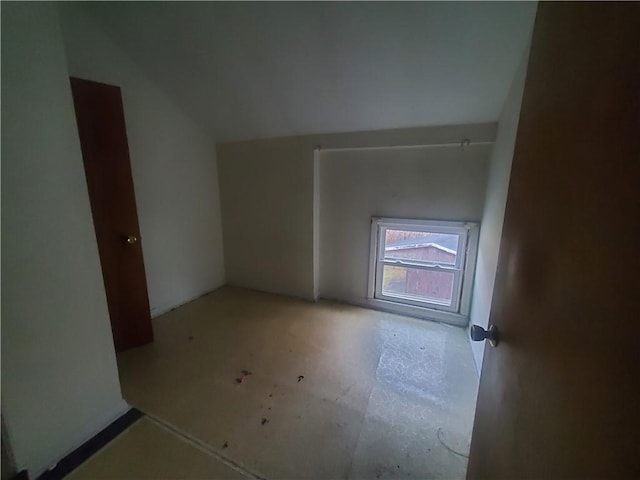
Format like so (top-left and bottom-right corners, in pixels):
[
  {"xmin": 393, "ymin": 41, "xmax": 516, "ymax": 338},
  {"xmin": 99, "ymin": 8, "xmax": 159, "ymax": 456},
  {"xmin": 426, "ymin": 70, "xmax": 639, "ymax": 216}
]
[
  {"xmin": 235, "ymin": 370, "xmax": 253, "ymax": 384},
  {"xmin": 297, "ymin": 375, "xmax": 304, "ymax": 382},
  {"xmin": 222, "ymin": 441, "xmax": 228, "ymax": 449},
  {"xmin": 261, "ymin": 418, "xmax": 269, "ymax": 426},
  {"xmin": 269, "ymin": 394, "xmax": 272, "ymax": 397}
]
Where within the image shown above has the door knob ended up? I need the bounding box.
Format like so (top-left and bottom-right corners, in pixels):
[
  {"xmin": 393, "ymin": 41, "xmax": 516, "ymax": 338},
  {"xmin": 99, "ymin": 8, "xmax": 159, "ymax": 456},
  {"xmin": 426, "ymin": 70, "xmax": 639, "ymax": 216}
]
[
  {"xmin": 470, "ymin": 324, "xmax": 499, "ymax": 347},
  {"xmin": 125, "ymin": 234, "xmax": 138, "ymax": 245}
]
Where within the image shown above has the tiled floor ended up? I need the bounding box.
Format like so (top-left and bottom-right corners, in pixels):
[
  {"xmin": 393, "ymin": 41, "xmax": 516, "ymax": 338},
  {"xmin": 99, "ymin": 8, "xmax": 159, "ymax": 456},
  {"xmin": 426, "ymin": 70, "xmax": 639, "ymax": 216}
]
[{"xmin": 115, "ymin": 287, "xmax": 479, "ymax": 479}]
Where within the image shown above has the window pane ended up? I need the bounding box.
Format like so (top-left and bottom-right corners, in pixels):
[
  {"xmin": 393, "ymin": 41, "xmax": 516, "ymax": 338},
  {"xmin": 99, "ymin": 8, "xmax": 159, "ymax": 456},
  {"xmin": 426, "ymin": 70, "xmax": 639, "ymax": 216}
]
[
  {"xmin": 384, "ymin": 229, "xmax": 459, "ymax": 265},
  {"xmin": 381, "ymin": 265, "xmax": 455, "ymax": 306}
]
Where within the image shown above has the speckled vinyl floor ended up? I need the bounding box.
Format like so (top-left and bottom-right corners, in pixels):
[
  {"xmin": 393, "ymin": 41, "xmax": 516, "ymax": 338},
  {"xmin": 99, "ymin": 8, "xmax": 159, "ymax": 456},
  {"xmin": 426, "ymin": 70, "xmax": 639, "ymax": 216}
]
[{"xmin": 115, "ymin": 287, "xmax": 479, "ymax": 479}]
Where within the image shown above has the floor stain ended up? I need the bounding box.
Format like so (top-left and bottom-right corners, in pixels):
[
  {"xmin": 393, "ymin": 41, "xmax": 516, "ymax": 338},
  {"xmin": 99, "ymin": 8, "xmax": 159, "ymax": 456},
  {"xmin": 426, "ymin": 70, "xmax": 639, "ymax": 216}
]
[{"xmin": 235, "ymin": 370, "xmax": 252, "ymax": 384}]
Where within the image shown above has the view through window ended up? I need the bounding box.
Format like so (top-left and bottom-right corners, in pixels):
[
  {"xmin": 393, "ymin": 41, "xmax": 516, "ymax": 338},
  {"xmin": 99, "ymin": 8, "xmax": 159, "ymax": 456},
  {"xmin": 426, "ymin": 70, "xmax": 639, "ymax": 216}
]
[
  {"xmin": 382, "ymin": 230, "xmax": 460, "ymax": 306},
  {"xmin": 371, "ymin": 219, "xmax": 477, "ymax": 314}
]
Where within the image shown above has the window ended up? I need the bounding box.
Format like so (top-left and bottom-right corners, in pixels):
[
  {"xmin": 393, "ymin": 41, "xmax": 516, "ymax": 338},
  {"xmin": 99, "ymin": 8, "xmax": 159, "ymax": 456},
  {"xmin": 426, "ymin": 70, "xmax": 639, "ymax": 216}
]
[{"xmin": 368, "ymin": 218, "xmax": 479, "ymax": 319}]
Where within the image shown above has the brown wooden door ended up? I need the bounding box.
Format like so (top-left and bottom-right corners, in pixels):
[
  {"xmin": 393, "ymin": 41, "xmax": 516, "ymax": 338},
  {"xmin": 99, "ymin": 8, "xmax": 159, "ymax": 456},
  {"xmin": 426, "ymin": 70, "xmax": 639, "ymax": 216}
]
[
  {"xmin": 70, "ymin": 77, "xmax": 153, "ymax": 352},
  {"xmin": 467, "ymin": 3, "xmax": 639, "ymax": 479}
]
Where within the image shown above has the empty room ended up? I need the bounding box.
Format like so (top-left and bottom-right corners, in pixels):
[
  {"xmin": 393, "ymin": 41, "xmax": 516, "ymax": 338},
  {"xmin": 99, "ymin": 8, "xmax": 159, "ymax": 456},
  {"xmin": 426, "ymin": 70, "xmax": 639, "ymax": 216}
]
[{"xmin": 2, "ymin": 2, "xmax": 637, "ymax": 480}]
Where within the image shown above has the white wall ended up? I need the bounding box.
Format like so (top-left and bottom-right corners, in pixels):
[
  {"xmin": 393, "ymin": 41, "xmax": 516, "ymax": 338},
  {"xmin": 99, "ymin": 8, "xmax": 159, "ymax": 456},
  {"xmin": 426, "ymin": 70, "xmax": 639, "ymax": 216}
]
[
  {"xmin": 217, "ymin": 124, "xmax": 495, "ymax": 301},
  {"xmin": 1, "ymin": 4, "xmax": 127, "ymax": 476},
  {"xmin": 320, "ymin": 143, "xmax": 491, "ymax": 306},
  {"xmin": 58, "ymin": 4, "xmax": 226, "ymax": 316},
  {"xmin": 469, "ymin": 45, "xmax": 531, "ymax": 373},
  {"xmin": 217, "ymin": 137, "xmax": 315, "ymax": 299}
]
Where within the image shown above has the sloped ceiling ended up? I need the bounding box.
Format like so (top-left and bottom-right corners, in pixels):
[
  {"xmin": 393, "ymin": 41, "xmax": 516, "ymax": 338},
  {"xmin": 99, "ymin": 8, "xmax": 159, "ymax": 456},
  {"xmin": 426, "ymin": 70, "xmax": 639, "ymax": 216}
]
[{"xmin": 80, "ymin": 1, "xmax": 536, "ymax": 142}]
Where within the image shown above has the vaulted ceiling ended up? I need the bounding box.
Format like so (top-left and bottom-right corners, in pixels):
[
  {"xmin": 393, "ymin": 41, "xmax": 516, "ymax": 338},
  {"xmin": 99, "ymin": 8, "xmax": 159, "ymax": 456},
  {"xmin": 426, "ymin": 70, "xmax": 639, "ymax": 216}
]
[{"xmin": 81, "ymin": 2, "xmax": 536, "ymax": 142}]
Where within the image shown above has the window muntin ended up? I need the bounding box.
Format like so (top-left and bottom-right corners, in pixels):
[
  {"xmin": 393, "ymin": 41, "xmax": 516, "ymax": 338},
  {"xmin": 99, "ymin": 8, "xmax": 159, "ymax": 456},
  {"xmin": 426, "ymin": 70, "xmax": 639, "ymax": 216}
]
[{"xmin": 372, "ymin": 219, "xmax": 475, "ymax": 313}]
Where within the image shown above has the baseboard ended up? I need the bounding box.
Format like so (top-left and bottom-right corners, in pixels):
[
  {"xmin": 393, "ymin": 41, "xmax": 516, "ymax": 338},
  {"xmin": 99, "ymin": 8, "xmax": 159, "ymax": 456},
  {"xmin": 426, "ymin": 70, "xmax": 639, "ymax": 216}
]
[
  {"xmin": 35, "ymin": 408, "xmax": 143, "ymax": 480},
  {"xmin": 225, "ymin": 283, "xmax": 316, "ymax": 303},
  {"xmin": 150, "ymin": 286, "xmax": 223, "ymax": 318}
]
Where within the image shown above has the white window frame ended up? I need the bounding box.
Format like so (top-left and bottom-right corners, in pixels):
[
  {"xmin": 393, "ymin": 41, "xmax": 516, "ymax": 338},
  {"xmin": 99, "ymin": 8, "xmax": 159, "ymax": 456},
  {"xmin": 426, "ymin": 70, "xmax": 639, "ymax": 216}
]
[{"xmin": 367, "ymin": 217, "xmax": 479, "ymax": 325}]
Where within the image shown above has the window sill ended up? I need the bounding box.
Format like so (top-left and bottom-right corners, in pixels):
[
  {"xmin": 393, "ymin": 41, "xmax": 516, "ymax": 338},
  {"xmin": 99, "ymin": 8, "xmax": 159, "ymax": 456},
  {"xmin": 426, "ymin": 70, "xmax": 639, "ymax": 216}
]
[{"xmin": 327, "ymin": 296, "xmax": 469, "ymax": 327}]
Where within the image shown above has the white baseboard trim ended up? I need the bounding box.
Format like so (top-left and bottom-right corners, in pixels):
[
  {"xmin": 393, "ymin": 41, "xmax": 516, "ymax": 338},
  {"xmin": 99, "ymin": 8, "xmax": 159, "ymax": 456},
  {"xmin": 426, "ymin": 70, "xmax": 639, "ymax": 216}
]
[{"xmin": 149, "ymin": 285, "xmax": 224, "ymax": 318}]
